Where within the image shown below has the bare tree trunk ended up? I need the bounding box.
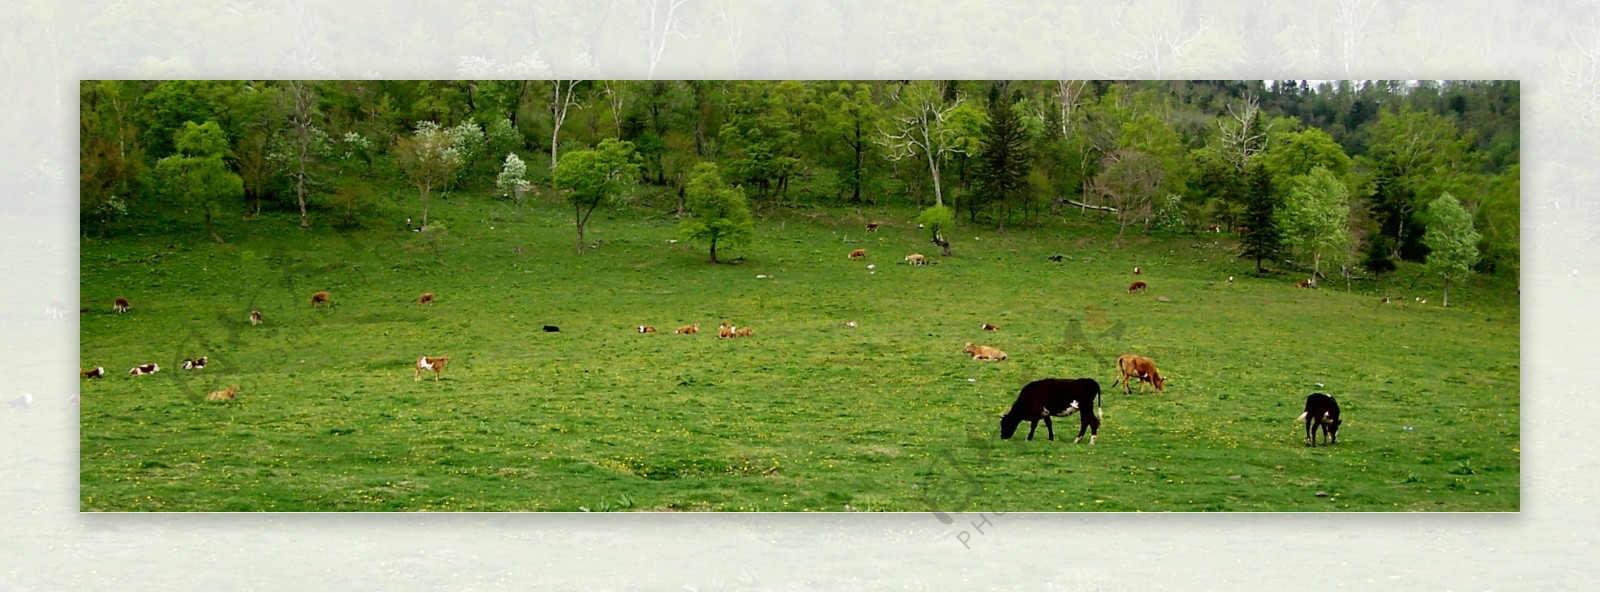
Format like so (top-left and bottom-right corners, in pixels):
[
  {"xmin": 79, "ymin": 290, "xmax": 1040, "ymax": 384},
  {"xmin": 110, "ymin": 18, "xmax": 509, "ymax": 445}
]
[
  {"xmin": 205, "ymin": 208, "xmax": 224, "ymax": 244},
  {"xmin": 575, "ymin": 205, "xmax": 585, "ymax": 254},
  {"xmin": 550, "ymin": 80, "xmax": 581, "ymax": 186},
  {"xmin": 1442, "ymin": 278, "xmax": 1450, "ymax": 307},
  {"xmin": 925, "ymin": 145, "xmax": 943, "ymax": 208},
  {"xmin": 709, "ymin": 240, "xmax": 718, "ymax": 263},
  {"xmin": 287, "ymin": 80, "xmax": 317, "ymax": 230},
  {"xmin": 420, "ymin": 183, "xmax": 431, "ymax": 228}
]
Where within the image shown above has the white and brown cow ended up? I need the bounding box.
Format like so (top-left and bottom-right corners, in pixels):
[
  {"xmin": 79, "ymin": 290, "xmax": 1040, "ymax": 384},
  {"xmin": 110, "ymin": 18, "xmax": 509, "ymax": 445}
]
[
  {"xmin": 128, "ymin": 363, "xmax": 160, "ymax": 376},
  {"xmin": 415, "ymin": 356, "xmax": 451, "ymax": 383}
]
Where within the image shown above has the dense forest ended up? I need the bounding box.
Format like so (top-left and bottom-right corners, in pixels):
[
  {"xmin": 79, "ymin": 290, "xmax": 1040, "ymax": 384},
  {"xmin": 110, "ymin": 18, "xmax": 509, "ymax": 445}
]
[{"xmin": 79, "ymin": 79, "xmax": 1520, "ymax": 284}]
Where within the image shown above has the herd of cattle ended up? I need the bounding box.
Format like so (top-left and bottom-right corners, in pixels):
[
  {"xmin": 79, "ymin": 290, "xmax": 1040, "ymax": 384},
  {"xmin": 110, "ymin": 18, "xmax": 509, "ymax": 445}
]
[{"xmin": 81, "ymin": 229, "xmax": 1346, "ymax": 448}]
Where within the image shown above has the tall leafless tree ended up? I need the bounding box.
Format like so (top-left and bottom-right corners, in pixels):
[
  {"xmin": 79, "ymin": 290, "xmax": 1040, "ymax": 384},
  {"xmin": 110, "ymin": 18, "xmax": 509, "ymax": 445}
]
[
  {"xmin": 284, "ymin": 80, "xmax": 318, "ymax": 229},
  {"xmin": 641, "ymin": 0, "xmax": 690, "ymax": 80},
  {"xmin": 550, "ymin": 80, "xmax": 583, "ymax": 180}
]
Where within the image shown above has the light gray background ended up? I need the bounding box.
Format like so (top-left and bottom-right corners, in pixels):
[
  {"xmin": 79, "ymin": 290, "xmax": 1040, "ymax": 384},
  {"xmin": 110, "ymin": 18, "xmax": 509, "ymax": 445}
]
[{"xmin": 0, "ymin": 0, "xmax": 1581, "ymax": 589}]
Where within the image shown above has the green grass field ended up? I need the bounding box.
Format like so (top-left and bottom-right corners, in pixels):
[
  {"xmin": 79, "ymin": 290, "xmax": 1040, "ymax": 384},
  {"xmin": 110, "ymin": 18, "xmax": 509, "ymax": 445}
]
[{"xmin": 79, "ymin": 193, "xmax": 1519, "ymax": 511}]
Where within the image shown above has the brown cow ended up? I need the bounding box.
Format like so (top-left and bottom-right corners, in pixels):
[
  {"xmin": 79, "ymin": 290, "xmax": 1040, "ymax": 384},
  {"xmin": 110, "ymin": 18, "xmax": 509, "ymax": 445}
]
[
  {"xmin": 113, "ymin": 297, "xmax": 131, "ymax": 314},
  {"xmin": 1133, "ymin": 266, "xmax": 1142, "ymax": 275},
  {"xmin": 1128, "ymin": 281, "xmax": 1148, "ymax": 293},
  {"xmin": 963, "ymin": 342, "xmax": 1008, "ymax": 361},
  {"xmin": 866, "ymin": 222, "xmax": 881, "ymax": 232},
  {"xmin": 717, "ymin": 322, "xmax": 735, "ymax": 339},
  {"xmin": 982, "ymin": 323, "xmax": 1000, "ymax": 331},
  {"xmin": 206, "ymin": 385, "xmax": 239, "ymax": 402},
  {"xmin": 311, "ymin": 291, "xmax": 331, "ymax": 307},
  {"xmin": 848, "ymin": 249, "xmax": 867, "ymax": 260},
  {"xmin": 1297, "ymin": 279, "xmax": 1313, "ymax": 288},
  {"xmin": 1113, "ymin": 354, "xmax": 1165, "ymax": 394},
  {"xmin": 675, "ymin": 324, "xmax": 699, "ymax": 334},
  {"xmin": 905, "ymin": 253, "xmax": 927, "ymax": 266},
  {"xmin": 80, "ymin": 367, "xmax": 106, "ymax": 379},
  {"xmin": 734, "ymin": 327, "xmax": 754, "ymax": 338},
  {"xmin": 415, "ymin": 355, "xmax": 451, "ymax": 383},
  {"xmin": 638, "ymin": 325, "xmax": 658, "ymax": 334},
  {"xmin": 418, "ymin": 292, "xmax": 435, "ymax": 305}
]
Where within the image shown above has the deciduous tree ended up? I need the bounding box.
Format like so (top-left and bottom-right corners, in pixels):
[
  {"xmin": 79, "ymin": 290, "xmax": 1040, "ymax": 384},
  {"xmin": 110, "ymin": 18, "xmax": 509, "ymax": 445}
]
[
  {"xmin": 1423, "ymin": 192, "xmax": 1480, "ymax": 307},
  {"xmin": 1276, "ymin": 167, "xmax": 1351, "ymax": 286},
  {"xmin": 395, "ymin": 121, "xmax": 463, "ymax": 230},
  {"xmin": 679, "ymin": 162, "xmax": 754, "ymax": 263},
  {"xmin": 155, "ymin": 121, "xmax": 243, "ymax": 244},
  {"xmin": 554, "ymin": 138, "xmax": 639, "ymax": 254}
]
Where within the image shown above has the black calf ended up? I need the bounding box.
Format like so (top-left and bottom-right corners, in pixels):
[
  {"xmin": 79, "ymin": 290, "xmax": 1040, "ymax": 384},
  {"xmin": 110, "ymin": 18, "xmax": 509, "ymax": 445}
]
[
  {"xmin": 1298, "ymin": 392, "xmax": 1342, "ymax": 446},
  {"xmin": 999, "ymin": 378, "xmax": 1102, "ymax": 444}
]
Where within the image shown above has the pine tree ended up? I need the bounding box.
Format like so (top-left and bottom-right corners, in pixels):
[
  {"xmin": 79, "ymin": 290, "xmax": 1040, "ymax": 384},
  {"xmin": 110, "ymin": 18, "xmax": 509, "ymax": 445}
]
[
  {"xmin": 977, "ymin": 84, "xmax": 1031, "ymax": 231},
  {"xmin": 1240, "ymin": 161, "xmax": 1281, "ymax": 273}
]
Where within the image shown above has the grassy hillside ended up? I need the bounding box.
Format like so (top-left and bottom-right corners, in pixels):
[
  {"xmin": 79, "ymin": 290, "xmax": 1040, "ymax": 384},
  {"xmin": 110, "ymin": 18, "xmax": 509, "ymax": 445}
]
[{"xmin": 79, "ymin": 192, "xmax": 1519, "ymax": 511}]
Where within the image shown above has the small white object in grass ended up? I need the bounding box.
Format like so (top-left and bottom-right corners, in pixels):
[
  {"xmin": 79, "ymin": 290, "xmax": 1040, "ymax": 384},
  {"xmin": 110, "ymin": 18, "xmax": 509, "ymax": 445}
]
[
  {"xmin": 847, "ymin": 320, "xmax": 857, "ymax": 328},
  {"xmin": 867, "ymin": 264, "xmax": 875, "ymax": 270},
  {"xmin": 1315, "ymin": 382, "xmax": 1325, "ymax": 388},
  {"xmin": 668, "ymin": 239, "xmax": 678, "ymax": 244},
  {"xmin": 756, "ymin": 274, "xmax": 768, "ymax": 279},
  {"xmin": 967, "ymin": 378, "xmax": 976, "ymax": 383}
]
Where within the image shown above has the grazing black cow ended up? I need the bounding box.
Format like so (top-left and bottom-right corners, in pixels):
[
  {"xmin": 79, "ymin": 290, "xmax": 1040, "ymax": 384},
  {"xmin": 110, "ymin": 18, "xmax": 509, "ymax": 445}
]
[
  {"xmin": 1296, "ymin": 392, "xmax": 1342, "ymax": 446},
  {"xmin": 999, "ymin": 378, "xmax": 1103, "ymax": 443},
  {"xmin": 542, "ymin": 325, "xmax": 560, "ymax": 332}
]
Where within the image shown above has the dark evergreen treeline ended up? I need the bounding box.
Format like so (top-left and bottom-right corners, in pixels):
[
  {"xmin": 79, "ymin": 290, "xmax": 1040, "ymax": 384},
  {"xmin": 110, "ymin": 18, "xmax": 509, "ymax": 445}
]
[{"xmin": 79, "ymin": 79, "xmax": 1519, "ymax": 277}]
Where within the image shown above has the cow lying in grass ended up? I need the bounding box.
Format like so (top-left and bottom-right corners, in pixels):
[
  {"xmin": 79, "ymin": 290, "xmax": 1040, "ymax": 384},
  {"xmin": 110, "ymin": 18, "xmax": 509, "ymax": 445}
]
[
  {"xmin": 418, "ymin": 292, "xmax": 435, "ymax": 305},
  {"xmin": 962, "ymin": 342, "xmax": 1007, "ymax": 361},
  {"xmin": 249, "ymin": 310, "xmax": 263, "ymax": 326},
  {"xmin": 311, "ymin": 291, "xmax": 331, "ymax": 307},
  {"xmin": 981, "ymin": 323, "xmax": 1000, "ymax": 331},
  {"xmin": 113, "ymin": 297, "xmax": 131, "ymax": 314},
  {"xmin": 675, "ymin": 324, "xmax": 699, "ymax": 334},
  {"xmin": 128, "ymin": 363, "xmax": 160, "ymax": 376},
  {"xmin": 207, "ymin": 385, "xmax": 239, "ymax": 402},
  {"xmin": 1113, "ymin": 354, "xmax": 1165, "ymax": 394},
  {"xmin": 81, "ymin": 367, "xmax": 105, "ymax": 379},
  {"xmin": 415, "ymin": 356, "xmax": 450, "ymax": 382},
  {"xmin": 999, "ymin": 378, "xmax": 1103, "ymax": 443},
  {"xmin": 718, "ymin": 322, "xmax": 735, "ymax": 338},
  {"xmin": 181, "ymin": 356, "xmax": 208, "ymax": 370},
  {"xmin": 638, "ymin": 325, "xmax": 658, "ymax": 333},
  {"xmin": 1296, "ymin": 392, "xmax": 1342, "ymax": 446}
]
